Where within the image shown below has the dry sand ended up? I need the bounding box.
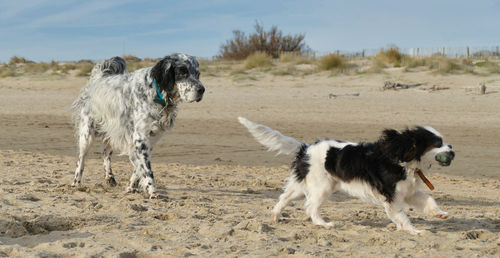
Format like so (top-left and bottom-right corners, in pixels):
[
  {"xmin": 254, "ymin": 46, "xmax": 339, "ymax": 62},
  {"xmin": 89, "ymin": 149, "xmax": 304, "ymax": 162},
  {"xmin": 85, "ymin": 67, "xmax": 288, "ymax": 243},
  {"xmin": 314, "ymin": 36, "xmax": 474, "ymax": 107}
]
[{"xmin": 0, "ymin": 67, "xmax": 499, "ymax": 257}]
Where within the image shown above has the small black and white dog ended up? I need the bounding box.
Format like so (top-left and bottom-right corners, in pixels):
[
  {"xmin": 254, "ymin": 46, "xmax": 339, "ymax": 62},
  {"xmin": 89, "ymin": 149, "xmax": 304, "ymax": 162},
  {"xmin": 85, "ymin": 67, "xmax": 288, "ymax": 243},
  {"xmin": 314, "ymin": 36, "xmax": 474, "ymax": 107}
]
[
  {"xmin": 71, "ymin": 54, "xmax": 205, "ymax": 198},
  {"xmin": 238, "ymin": 117, "xmax": 455, "ymax": 234}
]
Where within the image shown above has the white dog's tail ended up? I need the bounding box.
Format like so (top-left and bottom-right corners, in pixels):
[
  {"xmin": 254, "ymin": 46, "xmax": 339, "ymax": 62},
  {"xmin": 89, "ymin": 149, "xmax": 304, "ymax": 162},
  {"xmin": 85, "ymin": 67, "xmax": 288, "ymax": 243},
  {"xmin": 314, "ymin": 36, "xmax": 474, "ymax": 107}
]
[
  {"xmin": 89, "ymin": 56, "xmax": 127, "ymax": 81},
  {"xmin": 71, "ymin": 56, "xmax": 127, "ymax": 133},
  {"xmin": 238, "ymin": 117, "xmax": 303, "ymax": 155}
]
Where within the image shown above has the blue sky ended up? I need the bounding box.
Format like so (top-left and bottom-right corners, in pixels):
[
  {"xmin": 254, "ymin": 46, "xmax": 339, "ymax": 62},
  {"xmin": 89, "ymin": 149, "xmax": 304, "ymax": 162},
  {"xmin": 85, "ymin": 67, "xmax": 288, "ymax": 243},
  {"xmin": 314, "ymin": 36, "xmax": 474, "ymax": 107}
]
[{"xmin": 1, "ymin": 0, "xmax": 499, "ymax": 62}]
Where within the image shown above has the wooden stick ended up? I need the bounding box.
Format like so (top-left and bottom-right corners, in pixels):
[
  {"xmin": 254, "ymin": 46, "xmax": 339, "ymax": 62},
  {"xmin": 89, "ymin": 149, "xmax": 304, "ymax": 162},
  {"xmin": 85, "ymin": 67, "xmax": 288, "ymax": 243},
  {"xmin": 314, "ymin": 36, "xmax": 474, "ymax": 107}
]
[{"xmin": 416, "ymin": 169, "xmax": 434, "ymax": 190}]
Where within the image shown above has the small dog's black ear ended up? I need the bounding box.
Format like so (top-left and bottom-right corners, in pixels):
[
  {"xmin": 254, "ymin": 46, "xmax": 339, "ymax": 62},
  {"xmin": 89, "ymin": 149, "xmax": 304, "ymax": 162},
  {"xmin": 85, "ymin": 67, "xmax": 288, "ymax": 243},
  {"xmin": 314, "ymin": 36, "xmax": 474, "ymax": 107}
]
[
  {"xmin": 402, "ymin": 142, "xmax": 417, "ymax": 162},
  {"xmin": 381, "ymin": 129, "xmax": 416, "ymax": 162},
  {"xmin": 151, "ymin": 57, "xmax": 175, "ymax": 92}
]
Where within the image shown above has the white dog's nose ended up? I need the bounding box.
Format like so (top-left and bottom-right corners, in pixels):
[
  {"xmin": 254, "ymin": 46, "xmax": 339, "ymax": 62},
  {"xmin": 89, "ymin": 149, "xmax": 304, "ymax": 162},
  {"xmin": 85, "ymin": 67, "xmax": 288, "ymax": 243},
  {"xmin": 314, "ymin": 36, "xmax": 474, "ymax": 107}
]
[{"xmin": 197, "ymin": 86, "xmax": 205, "ymax": 95}]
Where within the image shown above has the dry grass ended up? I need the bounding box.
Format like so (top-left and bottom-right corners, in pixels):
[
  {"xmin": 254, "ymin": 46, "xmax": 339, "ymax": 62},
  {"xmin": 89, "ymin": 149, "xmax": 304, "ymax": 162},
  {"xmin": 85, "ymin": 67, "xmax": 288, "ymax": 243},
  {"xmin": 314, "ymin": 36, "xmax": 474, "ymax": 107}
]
[
  {"xmin": 373, "ymin": 47, "xmax": 403, "ymax": 67},
  {"xmin": 317, "ymin": 53, "xmax": 347, "ymax": 71},
  {"xmin": 279, "ymin": 52, "xmax": 314, "ymax": 64},
  {"xmin": 475, "ymin": 60, "xmax": 500, "ymax": 74},
  {"xmin": 76, "ymin": 63, "xmax": 94, "ymax": 76},
  {"xmin": 244, "ymin": 52, "xmax": 273, "ymax": 69},
  {"xmin": 8, "ymin": 56, "xmax": 32, "ymax": 65},
  {"xmin": 0, "ymin": 66, "xmax": 16, "ymax": 78},
  {"xmin": 424, "ymin": 55, "xmax": 473, "ymax": 74},
  {"xmin": 3, "ymin": 53, "xmax": 500, "ymax": 79}
]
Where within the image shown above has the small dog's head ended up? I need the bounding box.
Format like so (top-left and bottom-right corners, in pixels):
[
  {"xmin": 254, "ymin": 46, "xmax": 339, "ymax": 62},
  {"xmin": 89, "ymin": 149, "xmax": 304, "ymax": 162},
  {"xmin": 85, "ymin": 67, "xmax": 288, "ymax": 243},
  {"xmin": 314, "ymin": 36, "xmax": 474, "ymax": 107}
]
[
  {"xmin": 150, "ymin": 53, "xmax": 205, "ymax": 103},
  {"xmin": 381, "ymin": 126, "xmax": 455, "ymax": 167}
]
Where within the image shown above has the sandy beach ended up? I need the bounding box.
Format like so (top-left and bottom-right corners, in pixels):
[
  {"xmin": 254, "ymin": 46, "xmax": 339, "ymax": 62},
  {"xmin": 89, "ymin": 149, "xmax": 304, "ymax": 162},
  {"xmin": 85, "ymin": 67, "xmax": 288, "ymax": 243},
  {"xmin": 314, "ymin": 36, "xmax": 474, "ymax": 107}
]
[{"xmin": 1, "ymin": 64, "xmax": 499, "ymax": 257}]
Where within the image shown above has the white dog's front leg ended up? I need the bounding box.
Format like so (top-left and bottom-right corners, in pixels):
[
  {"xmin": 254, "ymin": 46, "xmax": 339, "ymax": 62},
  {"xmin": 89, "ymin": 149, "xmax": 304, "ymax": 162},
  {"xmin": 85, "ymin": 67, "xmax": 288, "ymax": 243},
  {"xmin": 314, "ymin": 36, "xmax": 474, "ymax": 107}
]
[
  {"xmin": 130, "ymin": 136, "xmax": 157, "ymax": 199},
  {"xmin": 406, "ymin": 190, "xmax": 449, "ymax": 219}
]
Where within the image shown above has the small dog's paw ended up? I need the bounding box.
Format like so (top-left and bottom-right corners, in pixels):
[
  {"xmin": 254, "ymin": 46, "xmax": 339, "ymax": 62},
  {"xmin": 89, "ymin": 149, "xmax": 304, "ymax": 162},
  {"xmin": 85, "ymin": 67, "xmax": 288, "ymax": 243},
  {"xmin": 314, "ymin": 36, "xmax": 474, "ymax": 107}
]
[
  {"xmin": 71, "ymin": 181, "xmax": 81, "ymax": 187},
  {"xmin": 434, "ymin": 212, "xmax": 449, "ymax": 219},
  {"xmin": 323, "ymin": 222, "xmax": 334, "ymax": 228},
  {"xmin": 406, "ymin": 228, "xmax": 424, "ymax": 235}
]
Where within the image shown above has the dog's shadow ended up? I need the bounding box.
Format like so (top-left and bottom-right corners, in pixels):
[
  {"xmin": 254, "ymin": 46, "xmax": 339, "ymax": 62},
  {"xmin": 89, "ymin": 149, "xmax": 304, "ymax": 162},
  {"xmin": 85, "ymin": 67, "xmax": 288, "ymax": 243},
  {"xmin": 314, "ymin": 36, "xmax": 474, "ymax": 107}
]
[
  {"xmin": 351, "ymin": 196, "xmax": 500, "ymax": 233},
  {"xmin": 158, "ymin": 186, "xmax": 500, "ymax": 234}
]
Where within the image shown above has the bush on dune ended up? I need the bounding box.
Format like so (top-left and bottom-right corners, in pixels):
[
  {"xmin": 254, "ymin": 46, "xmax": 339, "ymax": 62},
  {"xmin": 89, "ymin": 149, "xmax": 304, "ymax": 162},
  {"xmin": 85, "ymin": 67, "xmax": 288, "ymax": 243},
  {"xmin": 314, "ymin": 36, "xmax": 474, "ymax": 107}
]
[
  {"xmin": 373, "ymin": 47, "xmax": 403, "ymax": 67},
  {"xmin": 317, "ymin": 53, "xmax": 347, "ymax": 71},
  {"xmin": 219, "ymin": 22, "xmax": 309, "ymax": 60}
]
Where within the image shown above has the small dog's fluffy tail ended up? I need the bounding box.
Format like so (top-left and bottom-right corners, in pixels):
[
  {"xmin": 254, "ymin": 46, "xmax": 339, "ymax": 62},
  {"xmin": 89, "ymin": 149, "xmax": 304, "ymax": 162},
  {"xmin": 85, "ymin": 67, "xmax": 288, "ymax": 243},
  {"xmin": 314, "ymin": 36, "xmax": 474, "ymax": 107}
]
[
  {"xmin": 89, "ymin": 56, "xmax": 127, "ymax": 81},
  {"xmin": 238, "ymin": 117, "xmax": 303, "ymax": 155}
]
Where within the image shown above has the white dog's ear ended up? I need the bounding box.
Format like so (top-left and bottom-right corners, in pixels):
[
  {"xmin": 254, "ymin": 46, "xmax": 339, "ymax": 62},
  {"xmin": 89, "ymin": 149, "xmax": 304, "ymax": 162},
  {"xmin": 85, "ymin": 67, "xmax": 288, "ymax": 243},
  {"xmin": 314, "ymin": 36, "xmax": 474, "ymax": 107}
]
[{"xmin": 151, "ymin": 57, "xmax": 175, "ymax": 92}]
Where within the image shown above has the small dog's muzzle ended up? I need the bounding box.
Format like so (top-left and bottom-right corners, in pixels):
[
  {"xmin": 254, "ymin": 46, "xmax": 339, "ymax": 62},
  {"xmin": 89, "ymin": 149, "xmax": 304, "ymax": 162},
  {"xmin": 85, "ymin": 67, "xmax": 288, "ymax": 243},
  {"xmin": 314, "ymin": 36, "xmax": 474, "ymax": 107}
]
[{"xmin": 435, "ymin": 151, "xmax": 455, "ymax": 166}]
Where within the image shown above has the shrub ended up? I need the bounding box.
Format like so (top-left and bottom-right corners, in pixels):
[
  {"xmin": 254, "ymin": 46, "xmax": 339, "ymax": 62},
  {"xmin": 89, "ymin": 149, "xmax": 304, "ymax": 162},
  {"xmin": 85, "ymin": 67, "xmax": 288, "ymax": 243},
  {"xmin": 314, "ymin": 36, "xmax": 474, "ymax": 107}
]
[
  {"xmin": 122, "ymin": 55, "xmax": 141, "ymax": 63},
  {"xmin": 374, "ymin": 47, "xmax": 403, "ymax": 67},
  {"xmin": 8, "ymin": 56, "xmax": 32, "ymax": 65},
  {"xmin": 426, "ymin": 56, "xmax": 467, "ymax": 74},
  {"xmin": 76, "ymin": 59, "xmax": 94, "ymax": 65},
  {"xmin": 317, "ymin": 53, "xmax": 346, "ymax": 71},
  {"xmin": 24, "ymin": 62, "xmax": 51, "ymax": 73},
  {"xmin": 476, "ymin": 61, "xmax": 500, "ymax": 74},
  {"xmin": 401, "ymin": 56, "xmax": 427, "ymax": 68},
  {"xmin": 77, "ymin": 63, "xmax": 94, "ymax": 76},
  {"xmin": 244, "ymin": 52, "xmax": 273, "ymax": 69},
  {"xmin": 219, "ymin": 22, "xmax": 308, "ymax": 60},
  {"xmin": 0, "ymin": 66, "xmax": 15, "ymax": 77}
]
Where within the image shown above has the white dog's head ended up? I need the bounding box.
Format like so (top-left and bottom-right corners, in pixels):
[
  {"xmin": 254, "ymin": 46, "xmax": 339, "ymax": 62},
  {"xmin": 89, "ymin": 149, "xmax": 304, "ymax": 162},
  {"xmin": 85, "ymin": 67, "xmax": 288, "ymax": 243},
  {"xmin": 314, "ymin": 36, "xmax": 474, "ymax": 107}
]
[{"xmin": 150, "ymin": 53, "xmax": 205, "ymax": 103}]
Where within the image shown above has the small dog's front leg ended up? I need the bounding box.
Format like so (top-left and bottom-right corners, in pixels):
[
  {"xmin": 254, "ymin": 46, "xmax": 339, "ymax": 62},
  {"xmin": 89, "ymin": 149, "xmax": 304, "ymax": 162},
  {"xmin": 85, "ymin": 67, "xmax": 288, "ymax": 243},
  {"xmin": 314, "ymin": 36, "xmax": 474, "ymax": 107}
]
[
  {"xmin": 384, "ymin": 202, "xmax": 423, "ymax": 235},
  {"xmin": 406, "ymin": 190, "xmax": 449, "ymax": 219}
]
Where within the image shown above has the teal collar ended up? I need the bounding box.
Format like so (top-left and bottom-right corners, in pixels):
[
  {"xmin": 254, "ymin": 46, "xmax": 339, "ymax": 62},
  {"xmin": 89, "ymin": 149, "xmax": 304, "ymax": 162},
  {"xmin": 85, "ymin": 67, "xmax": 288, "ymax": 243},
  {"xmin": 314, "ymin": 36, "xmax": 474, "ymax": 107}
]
[{"xmin": 152, "ymin": 79, "xmax": 167, "ymax": 107}]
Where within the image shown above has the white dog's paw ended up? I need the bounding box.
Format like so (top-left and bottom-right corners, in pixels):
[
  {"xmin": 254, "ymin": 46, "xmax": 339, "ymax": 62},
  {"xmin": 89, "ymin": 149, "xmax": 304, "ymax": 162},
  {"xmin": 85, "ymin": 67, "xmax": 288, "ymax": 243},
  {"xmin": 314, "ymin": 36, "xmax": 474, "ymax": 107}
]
[
  {"xmin": 125, "ymin": 187, "xmax": 138, "ymax": 193},
  {"xmin": 149, "ymin": 192, "xmax": 159, "ymax": 199},
  {"xmin": 271, "ymin": 212, "xmax": 279, "ymax": 224},
  {"xmin": 312, "ymin": 219, "xmax": 333, "ymax": 228},
  {"xmin": 105, "ymin": 176, "xmax": 117, "ymax": 186}
]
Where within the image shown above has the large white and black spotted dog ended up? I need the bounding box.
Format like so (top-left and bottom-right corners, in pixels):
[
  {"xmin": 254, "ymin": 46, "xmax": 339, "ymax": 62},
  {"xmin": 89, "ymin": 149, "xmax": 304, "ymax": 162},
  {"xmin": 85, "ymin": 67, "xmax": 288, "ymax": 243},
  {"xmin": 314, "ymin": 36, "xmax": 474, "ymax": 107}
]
[
  {"xmin": 71, "ymin": 54, "xmax": 205, "ymax": 199},
  {"xmin": 238, "ymin": 117, "xmax": 455, "ymax": 234}
]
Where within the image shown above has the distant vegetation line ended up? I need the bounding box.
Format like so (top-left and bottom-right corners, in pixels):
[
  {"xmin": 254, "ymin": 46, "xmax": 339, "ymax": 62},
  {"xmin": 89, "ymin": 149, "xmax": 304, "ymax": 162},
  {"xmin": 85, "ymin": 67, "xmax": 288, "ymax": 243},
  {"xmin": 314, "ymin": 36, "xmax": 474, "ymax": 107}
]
[{"xmin": 1, "ymin": 23, "xmax": 499, "ymax": 77}]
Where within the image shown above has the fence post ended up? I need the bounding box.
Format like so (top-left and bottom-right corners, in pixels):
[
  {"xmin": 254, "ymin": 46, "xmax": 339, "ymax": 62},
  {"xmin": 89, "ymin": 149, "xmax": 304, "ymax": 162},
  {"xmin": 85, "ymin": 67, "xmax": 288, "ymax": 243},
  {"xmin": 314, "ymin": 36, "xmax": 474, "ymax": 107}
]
[
  {"xmin": 442, "ymin": 47, "xmax": 445, "ymax": 56},
  {"xmin": 417, "ymin": 48, "xmax": 420, "ymax": 57},
  {"xmin": 467, "ymin": 46, "xmax": 470, "ymax": 58},
  {"xmin": 362, "ymin": 49, "xmax": 365, "ymax": 58}
]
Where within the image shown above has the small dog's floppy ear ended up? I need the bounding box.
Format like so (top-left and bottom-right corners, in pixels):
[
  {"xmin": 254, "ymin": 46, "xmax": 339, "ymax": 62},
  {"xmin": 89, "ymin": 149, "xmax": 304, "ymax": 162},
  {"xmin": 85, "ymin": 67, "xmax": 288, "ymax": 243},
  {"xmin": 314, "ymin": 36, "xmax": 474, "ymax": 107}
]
[
  {"xmin": 151, "ymin": 57, "xmax": 175, "ymax": 92},
  {"xmin": 381, "ymin": 129, "xmax": 416, "ymax": 162},
  {"xmin": 403, "ymin": 142, "xmax": 417, "ymax": 162}
]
